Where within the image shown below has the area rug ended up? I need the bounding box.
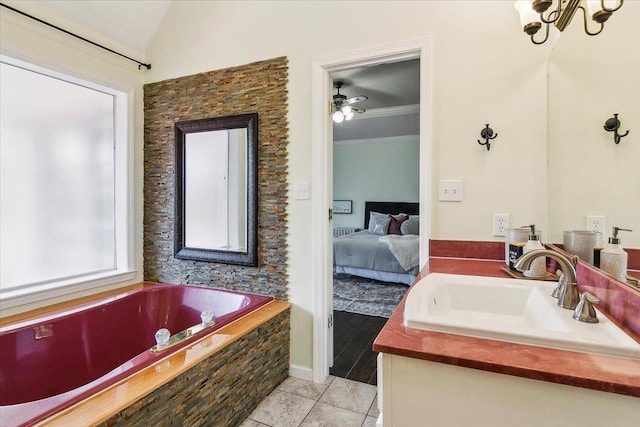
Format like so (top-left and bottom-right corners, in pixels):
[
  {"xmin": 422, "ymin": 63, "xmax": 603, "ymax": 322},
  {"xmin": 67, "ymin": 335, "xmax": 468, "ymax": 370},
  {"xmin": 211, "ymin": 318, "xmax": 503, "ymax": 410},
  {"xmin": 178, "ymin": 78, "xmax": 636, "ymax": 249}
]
[{"xmin": 333, "ymin": 273, "xmax": 409, "ymax": 318}]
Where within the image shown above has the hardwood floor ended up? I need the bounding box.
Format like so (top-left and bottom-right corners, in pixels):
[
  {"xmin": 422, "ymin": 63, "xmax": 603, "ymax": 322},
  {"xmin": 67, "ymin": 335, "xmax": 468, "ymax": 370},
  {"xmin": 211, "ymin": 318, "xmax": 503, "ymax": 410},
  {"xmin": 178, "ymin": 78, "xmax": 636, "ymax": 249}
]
[{"xmin": 330, "ymin": 310, "xmax": 387, "ymax": 385}]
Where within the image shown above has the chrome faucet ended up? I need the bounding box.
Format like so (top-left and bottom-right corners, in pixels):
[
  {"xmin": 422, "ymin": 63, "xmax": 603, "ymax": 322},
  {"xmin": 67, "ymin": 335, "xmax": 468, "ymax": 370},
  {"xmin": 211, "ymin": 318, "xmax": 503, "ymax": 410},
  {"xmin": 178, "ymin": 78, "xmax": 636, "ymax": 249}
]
[
  {"xmin": 33, "ymin": 324, "xmax": 54, "ymax": 340},
  {"xmin": 515, "ymin": 249, "xmax": 580, "ymax": 310}
]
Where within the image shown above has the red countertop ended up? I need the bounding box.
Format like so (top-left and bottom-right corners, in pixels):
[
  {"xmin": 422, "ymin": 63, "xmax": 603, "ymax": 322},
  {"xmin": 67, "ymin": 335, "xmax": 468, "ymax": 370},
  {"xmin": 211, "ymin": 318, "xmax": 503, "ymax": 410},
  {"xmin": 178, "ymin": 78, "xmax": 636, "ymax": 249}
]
[{"xmin": 373, "ymin": 257, "xmax": 640, "ymax": 397}]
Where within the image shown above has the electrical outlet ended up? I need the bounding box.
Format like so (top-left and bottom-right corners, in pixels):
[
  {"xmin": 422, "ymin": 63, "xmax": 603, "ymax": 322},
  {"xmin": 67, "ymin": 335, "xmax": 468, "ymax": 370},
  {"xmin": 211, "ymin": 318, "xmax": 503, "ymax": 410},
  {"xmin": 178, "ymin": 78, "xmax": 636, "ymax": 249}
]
[
  {"xmin": 439, "ymin": 180, "xmax": 463, "ymax": 202},
  {"xmin": 587, "ymin": 215, "xmax": 605, "ymax": 233},
  {"xmin": 493, "ymin": 213, "xmax": 509, "ymax": 237}
]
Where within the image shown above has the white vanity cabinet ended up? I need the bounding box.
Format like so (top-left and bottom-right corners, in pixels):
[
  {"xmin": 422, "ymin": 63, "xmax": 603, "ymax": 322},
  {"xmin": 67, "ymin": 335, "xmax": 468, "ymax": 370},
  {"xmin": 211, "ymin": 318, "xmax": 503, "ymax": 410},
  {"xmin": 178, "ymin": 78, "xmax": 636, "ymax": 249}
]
[{"xmin": 377, "ymin": 353, "xmax": 639, "ymax": 427}]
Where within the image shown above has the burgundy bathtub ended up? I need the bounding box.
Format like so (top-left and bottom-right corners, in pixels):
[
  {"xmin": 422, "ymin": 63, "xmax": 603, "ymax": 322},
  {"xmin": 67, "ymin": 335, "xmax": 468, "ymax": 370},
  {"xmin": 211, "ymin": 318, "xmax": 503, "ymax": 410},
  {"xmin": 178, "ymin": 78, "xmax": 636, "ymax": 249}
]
[{"xmin": 0, "ymin": 284, "xmax": 273, "ymax": 426}]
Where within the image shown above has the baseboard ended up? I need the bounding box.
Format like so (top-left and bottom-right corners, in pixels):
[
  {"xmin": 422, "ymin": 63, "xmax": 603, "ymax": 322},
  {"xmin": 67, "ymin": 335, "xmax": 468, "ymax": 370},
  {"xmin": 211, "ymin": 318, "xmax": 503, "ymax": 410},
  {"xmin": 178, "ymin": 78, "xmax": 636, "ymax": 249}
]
[{"xmin": 289, "ymin": 364, "xmax": 313, "ymax": 381}]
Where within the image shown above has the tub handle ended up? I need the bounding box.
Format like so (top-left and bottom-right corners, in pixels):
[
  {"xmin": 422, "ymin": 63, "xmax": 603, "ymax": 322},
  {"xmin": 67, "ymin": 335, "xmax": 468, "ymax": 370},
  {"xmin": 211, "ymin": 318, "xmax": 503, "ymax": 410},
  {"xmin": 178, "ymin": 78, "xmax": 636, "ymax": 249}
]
[
  {"xmin": 151, "ymin": 315, "xmax": 216, "ymax": 353},
  {"xmin": 200, "ymin": 310, "xmax": 214, "ymax": 325},
  {"xmin": 34, "ymin": 324, "xmax": 53, "ymax": 340},
  {"xmin": 155, "ymin": 328, "xmax": 171, "ymax": 347}
]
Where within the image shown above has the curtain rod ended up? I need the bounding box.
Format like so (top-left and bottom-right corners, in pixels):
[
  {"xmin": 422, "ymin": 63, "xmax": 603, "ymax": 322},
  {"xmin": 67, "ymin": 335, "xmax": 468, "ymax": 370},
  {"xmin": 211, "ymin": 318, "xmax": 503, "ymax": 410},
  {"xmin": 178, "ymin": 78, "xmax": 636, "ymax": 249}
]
[{"xmin": 0, "ymin": 2, "xmax": 151, "ymax": 70}]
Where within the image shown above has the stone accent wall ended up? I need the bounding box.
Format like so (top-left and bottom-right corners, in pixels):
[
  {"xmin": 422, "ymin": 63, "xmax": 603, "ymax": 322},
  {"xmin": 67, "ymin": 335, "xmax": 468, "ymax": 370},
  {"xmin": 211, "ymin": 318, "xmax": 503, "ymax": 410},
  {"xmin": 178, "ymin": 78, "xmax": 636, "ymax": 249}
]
[
  {"xmin": 143, "ymin": 57, "xmax": 289, "ymax": 299},
  {"xmin": 101, "ymin": 308, "xmax": 290, "ymax": 427}
]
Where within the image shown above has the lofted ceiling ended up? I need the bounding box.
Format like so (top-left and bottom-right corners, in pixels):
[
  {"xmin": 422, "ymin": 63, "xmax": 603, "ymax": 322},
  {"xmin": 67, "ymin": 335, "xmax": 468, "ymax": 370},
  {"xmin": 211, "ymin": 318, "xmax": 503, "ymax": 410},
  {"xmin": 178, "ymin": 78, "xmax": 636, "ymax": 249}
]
[
  {"xmin": 18, "ymin": 0, "xmax": 171, "ymax": 53},
  {"xmin": 330, "ymin": 59, "xmax": 420, "ymax": 143}
]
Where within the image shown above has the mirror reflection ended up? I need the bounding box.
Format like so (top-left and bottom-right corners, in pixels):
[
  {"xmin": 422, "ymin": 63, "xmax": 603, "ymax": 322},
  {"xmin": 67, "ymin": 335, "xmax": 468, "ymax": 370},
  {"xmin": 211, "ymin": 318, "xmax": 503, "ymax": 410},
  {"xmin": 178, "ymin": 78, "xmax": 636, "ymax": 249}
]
[
  {"xmin": 184, "ymin": 129, "xmax": 247, "ymax": 251},
  {"xmin": 548, "ymin": 5, "xmax": 639, "ymax": 282},
  {"xmin": 175, "ymin": 113, "xmax": 258, "ymax": 266}
]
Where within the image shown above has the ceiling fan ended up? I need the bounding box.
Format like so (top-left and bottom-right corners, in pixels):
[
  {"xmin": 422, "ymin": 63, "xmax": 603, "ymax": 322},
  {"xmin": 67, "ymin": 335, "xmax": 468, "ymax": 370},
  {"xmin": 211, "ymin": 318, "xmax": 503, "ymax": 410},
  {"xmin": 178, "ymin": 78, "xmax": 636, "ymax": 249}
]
[{"xmin": 332, "ymin": 81, "xmax": 368, "ymax": 123}]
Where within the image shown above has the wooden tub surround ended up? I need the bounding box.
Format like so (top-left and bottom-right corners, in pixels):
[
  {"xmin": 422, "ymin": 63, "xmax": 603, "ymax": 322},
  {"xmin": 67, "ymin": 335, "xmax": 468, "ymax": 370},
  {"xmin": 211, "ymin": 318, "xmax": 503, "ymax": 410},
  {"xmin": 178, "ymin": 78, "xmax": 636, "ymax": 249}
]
[
  {"xmin": 0, "ymin": 283, "xmax": 290, "ymax": 426},
  {"xmin": 98, "ymin": 302, "xmax": 290, "ymax": 427}
]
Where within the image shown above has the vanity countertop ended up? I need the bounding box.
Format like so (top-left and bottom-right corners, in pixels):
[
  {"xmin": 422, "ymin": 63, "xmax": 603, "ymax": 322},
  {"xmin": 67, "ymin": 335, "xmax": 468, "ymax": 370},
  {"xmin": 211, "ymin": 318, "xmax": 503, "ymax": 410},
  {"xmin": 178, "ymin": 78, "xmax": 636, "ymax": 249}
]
[{"xmin": 373, "ymin": 257, "xmax": 640, "ymax": 397}]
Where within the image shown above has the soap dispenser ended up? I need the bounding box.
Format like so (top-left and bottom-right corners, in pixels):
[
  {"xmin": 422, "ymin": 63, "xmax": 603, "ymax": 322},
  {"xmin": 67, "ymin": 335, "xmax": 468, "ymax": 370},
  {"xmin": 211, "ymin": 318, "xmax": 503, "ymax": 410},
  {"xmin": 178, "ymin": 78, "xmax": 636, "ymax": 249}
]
[
  {"xmin": 522, "ymin": 225, "xmax": 546, "ymax": 278},
  {"xmin": 600, "ymin": 227, "xmax": 632, "ymax": 283}
]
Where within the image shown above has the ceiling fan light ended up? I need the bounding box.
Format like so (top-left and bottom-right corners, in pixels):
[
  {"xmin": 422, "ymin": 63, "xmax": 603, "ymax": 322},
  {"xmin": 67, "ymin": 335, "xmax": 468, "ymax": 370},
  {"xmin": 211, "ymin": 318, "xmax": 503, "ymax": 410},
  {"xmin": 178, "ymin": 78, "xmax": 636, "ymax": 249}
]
[
  {"xmin": 333, "ymin": 111, "xmax": 345, "ymax": 123},
  {"xmin": 341, "ymin": 105, "xmax": 352, "ymax": 115},
  {"xmin": 345, "ymin": 111, "xmax": 354, "ymax": 121}
]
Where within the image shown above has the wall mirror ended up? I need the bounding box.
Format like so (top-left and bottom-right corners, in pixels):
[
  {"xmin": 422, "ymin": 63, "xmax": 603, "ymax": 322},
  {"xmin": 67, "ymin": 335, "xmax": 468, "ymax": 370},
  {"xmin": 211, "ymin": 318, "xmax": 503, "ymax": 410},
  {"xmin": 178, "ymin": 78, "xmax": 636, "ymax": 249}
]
[
  {"xmin": 175, "ymin": 113, "xmax": 258, "ymax": 266},
  {"xmin": 548, "ymin": 7, "xmax": 639, "ymax": 282}
]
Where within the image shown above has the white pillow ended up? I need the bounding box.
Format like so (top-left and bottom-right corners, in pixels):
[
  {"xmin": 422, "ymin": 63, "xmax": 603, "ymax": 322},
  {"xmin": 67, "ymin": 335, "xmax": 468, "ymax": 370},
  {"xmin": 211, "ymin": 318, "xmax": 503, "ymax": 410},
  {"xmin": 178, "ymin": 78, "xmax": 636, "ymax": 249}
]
[
  {"xmin": 401, "ymin": 218, "xmax": 420, "ymax": 235},
  {"xmin": 367, "ymin": 211, "xmax": 387, "ymax": 233},
  {"xmin": 370, "ymin": 216, "xmax": 391, "ymax": 235}
]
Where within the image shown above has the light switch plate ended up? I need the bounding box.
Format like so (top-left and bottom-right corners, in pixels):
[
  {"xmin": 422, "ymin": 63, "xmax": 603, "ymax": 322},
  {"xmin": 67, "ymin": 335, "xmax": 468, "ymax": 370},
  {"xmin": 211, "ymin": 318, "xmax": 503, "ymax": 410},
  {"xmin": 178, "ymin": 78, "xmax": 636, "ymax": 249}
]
[
  {"xmin": 292, "ymin": 182, "xmax": 310, "ymax": 200},
  {"xmin": 439, "ymin": 180, "xmax": 463, "ymax": 202}
]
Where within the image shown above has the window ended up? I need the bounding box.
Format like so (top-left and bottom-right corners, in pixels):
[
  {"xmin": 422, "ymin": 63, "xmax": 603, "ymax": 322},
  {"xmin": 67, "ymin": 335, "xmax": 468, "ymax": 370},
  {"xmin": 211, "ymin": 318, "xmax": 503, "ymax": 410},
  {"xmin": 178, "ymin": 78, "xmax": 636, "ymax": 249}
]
[{"xmin": 0, "ymin": 56, "xmax": 134, "ymax": 307}]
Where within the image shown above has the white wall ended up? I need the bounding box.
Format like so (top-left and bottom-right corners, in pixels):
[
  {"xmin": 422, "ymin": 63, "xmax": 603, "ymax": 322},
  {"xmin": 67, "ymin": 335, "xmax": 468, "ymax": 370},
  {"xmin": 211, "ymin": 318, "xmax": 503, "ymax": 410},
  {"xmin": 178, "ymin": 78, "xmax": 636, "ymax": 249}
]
[
  {"xmin": 0, "ymin": 3, "xmax": 146, "ymax": 315},
  {"xmin": 145, "ymin": 0, "xmax": 551, "ymax": 373},
  {"xmin": 333, "ymin": 138, "xmax": 420, "ymax": 229},
  {"xmin": 548, "ymin": 2, "xmax": 640, "ymax": 248}
]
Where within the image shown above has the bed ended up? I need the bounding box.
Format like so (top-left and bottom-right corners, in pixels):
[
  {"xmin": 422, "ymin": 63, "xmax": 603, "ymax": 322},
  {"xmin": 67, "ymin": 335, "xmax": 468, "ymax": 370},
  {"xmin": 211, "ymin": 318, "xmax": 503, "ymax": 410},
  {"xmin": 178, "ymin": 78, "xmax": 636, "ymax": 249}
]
[{"xmin": 333, "ymin": 201, "xmax": 420, "ymax": 285}]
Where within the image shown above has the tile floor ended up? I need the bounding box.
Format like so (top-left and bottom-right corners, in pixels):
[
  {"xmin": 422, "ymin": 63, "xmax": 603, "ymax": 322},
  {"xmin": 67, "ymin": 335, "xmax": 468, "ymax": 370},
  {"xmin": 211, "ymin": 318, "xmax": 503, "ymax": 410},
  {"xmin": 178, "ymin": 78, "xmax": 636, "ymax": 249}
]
[{"xmin": 240, "ymin": 376, "xmax": 379, "ymax": 427}]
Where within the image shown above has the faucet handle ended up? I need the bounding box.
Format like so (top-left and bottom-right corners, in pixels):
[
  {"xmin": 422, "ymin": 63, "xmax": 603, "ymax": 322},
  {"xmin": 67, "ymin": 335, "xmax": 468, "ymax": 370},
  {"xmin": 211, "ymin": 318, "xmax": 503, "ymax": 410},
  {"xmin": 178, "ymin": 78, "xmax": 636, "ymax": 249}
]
[
  {"xmin": 572, "ymin": 292, "xmax": 600, "ymax": 323},
  {"xmin": 583, "ymin": 292, "xmax": 600, "ymax": 305},
  {"xmin": 200, "ymin": 310, "xmax": 214, "ymax": 325},
  {"xmin": 155, "ymin": 328, "xmax": 171, "ymax": 347},
  {"xmin": 552, "ymin": 270, "xmax": 565, "ymax": 299}
]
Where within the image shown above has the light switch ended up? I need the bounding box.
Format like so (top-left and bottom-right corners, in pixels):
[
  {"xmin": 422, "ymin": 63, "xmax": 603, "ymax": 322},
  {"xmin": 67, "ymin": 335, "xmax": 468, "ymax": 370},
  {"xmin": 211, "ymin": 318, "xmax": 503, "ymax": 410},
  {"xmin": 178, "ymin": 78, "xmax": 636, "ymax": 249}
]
[
  {"xmin": 439, "ymin": 180, "xmax": 463, "ymax": 202},
  {"xmin": 293, "ymin": 182, "xmax": 310, "ymax": 200}
]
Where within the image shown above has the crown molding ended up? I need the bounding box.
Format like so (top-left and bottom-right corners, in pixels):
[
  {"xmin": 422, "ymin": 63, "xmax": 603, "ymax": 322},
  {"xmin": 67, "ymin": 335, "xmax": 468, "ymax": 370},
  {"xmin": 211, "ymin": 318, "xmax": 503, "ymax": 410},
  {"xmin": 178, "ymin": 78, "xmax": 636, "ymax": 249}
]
[{"xmin": 334, "ymin": 134, "xmax": 419, "ymax": 146}]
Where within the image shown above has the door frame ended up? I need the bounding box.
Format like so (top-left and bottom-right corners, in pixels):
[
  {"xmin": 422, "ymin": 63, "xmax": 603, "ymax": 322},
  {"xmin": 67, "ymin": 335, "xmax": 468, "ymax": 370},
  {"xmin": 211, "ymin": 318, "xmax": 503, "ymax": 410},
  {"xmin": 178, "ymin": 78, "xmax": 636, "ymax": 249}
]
[{"xmin": 310, "ymin": 38, "xmax": 433, "ymax": 383}]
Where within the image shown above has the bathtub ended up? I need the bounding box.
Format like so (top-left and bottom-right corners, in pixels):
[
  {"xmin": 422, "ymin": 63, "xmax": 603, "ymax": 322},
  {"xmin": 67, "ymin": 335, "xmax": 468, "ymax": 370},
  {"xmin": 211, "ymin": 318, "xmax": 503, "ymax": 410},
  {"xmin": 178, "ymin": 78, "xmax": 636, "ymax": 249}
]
[{"xmin": 0, "ymin": 283, "xmax": 273, "ymax": 426}]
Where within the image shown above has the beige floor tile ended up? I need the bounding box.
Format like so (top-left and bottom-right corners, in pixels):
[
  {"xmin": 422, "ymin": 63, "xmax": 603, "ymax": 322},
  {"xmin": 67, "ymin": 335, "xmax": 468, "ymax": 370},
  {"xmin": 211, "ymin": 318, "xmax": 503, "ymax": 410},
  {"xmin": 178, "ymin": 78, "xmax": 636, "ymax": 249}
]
[
  {"xmin": 248, "ymin": 390, "xmax": 315, "ymax": 427},
  {"xmin": 299, "ymin": 402, "xmax": 366, "ymax": 427},
  {"xmin": 367, "ymin": 395, "xmax": 380, "ymax": 418},
  {"xmin": 239, "ymin": 419, "xmax": 270, "ymax": 427},
  {"xmin": 362, "ymin": 415, "xmax": 378, "ymax": 427},
  {"xmin": 324, "ymin": 375, "xmax": 336, "ymax": 386},
  {"xmin": 318, "ymin": 377, "xmax": 377, "ymax": 414},
  {"xmin": 277, "ymin": 376, "xmax": 331, "ymax": 400}
]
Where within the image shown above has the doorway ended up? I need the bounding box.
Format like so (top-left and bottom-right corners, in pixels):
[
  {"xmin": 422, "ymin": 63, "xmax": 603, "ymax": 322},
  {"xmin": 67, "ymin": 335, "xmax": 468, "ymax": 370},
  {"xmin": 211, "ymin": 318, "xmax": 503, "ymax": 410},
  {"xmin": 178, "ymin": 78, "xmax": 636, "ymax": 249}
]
[
  {"xmin": 310, "ymin": 38, "xmax": 433, "ymax": 383},
  {"xmin": 330, "ymin": 59, "xmax": 420, "ymax": 384}
]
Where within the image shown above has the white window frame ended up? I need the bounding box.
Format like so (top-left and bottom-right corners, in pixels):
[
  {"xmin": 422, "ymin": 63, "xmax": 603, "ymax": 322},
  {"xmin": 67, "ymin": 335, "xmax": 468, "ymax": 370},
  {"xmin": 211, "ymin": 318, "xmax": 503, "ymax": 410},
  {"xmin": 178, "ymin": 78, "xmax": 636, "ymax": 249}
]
[{"xmin": 0, "ymin": 55, "xmax": 136, "ymax": 311}]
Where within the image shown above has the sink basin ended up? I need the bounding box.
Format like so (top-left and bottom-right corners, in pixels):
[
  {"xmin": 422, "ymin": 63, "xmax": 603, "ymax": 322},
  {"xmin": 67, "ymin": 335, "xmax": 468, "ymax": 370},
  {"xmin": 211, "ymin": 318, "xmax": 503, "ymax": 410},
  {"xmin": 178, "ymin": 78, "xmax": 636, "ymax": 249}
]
[{"xmin": 404, "ymin": 273, "xmax": 640, "ymax": 360}]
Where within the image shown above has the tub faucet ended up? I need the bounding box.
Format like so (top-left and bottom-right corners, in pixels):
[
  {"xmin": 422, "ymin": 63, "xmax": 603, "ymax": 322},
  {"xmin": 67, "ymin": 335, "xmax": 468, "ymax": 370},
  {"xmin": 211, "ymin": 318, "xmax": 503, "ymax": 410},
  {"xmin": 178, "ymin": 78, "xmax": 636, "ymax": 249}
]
[
  {"xmin": 33, "ymin": 324, "xmax": 54, "ymax": 340},
  {"xmin": 515, "ymin": 249, "xmax": 580, "ymax": 310}
]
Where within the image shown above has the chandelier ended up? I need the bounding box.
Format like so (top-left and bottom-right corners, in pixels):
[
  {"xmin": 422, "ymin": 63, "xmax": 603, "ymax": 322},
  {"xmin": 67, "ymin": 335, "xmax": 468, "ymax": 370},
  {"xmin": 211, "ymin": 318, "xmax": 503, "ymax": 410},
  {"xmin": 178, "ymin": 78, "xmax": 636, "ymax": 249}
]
[{"xmin": 514, "ymin": 0, "xmax": 624, "ymax": 44}]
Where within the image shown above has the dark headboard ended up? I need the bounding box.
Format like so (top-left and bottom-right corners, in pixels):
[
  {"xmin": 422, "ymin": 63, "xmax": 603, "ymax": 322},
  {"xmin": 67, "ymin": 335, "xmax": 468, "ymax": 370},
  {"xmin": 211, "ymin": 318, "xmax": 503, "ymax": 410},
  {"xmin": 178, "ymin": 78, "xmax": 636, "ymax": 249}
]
[{"xmin": 364, "ymin": 201, "xmax": 419, "ymax": 229}]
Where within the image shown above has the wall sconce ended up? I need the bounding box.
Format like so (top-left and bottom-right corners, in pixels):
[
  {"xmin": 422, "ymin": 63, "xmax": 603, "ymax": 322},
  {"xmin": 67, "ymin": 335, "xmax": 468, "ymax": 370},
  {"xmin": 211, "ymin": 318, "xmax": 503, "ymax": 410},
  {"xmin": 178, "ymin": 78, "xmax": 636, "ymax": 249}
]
[
  {"xmin": 514, "ymin": 0, "xmax": 625, "ymax": 45},
  {"xmin": 603, "ymin": 113, "xmax": 629, "ymax": 144},
  {"xmin": 477, "ymin": 124, "xmax": 498, "ymax": 151}
]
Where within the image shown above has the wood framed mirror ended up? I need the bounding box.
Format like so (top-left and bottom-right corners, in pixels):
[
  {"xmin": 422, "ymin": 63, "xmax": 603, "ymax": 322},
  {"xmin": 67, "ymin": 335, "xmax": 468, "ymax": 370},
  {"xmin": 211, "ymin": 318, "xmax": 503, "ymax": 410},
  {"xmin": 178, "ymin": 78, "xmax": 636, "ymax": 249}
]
[{"xmin": 174, "ymin": 113, "xmax": 258, "ymax": 266}]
